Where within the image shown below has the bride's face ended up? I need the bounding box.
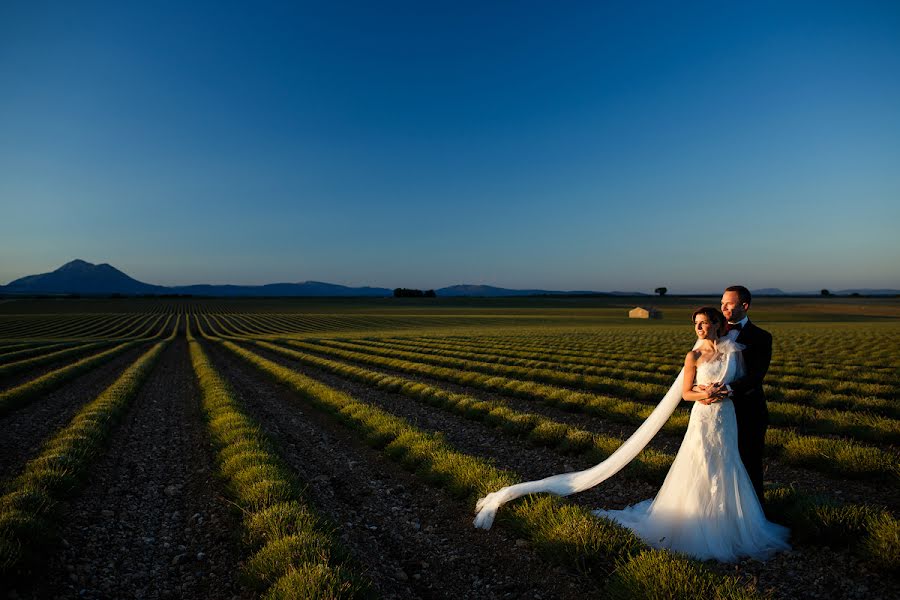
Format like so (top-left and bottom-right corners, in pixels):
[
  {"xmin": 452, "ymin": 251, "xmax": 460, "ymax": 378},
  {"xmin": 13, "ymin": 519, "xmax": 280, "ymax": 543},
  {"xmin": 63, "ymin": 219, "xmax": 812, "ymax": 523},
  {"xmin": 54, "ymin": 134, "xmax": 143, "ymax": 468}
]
[{"xmin": 693, "ymin": 315, "xmax": 718, "ymax": 340}]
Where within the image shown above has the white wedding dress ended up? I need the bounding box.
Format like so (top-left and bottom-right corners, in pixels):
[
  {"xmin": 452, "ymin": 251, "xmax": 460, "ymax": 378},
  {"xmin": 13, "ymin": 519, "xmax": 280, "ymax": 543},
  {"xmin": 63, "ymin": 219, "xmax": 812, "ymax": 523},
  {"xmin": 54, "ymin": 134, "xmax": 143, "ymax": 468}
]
[{"xmin": 474, "ymin": 338, "xmax": 790, "ymax": 563}]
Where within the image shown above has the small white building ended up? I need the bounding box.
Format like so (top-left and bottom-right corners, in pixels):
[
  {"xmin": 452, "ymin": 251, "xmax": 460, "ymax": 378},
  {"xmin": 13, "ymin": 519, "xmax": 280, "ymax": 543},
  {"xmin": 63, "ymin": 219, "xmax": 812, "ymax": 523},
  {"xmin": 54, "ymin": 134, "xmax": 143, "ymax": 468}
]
[{"xmin": 629, "ymin": 306, "xmax": 661, "ymax": 319}]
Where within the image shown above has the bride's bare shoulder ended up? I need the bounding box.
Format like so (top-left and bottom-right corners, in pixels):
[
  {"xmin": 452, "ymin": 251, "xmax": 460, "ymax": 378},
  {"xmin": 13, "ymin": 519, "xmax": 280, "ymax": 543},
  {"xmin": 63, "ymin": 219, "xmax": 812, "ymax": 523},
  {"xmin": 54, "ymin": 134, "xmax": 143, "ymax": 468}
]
[{"xmin": 684, "ymin": 350, "xmax": 700, "ymax": 366}]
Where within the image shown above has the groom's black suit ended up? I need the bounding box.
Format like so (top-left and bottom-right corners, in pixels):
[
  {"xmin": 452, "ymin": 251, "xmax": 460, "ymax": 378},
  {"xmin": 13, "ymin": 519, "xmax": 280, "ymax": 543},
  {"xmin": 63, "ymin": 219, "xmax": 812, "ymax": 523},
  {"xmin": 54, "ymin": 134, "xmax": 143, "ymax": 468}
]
[{"xmin": 729, "ymin": 321, "xmax": 771, "ymax": 505}]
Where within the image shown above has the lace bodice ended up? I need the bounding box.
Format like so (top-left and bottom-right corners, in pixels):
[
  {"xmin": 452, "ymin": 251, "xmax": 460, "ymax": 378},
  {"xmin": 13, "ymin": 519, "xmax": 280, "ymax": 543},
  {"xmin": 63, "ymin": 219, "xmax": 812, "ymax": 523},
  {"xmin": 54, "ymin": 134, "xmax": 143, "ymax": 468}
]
[{"xmin": 695, "ymin": 338, "xmax": 744, "ymax": 386}]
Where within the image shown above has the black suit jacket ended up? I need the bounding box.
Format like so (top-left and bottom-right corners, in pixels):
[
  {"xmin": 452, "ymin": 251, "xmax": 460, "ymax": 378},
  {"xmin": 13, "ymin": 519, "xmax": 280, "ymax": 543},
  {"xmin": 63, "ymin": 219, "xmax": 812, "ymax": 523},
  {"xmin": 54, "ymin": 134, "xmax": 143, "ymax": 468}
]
[{"xmin": 730, "ymin": 321, "xmax": 772, "ymax": 428}]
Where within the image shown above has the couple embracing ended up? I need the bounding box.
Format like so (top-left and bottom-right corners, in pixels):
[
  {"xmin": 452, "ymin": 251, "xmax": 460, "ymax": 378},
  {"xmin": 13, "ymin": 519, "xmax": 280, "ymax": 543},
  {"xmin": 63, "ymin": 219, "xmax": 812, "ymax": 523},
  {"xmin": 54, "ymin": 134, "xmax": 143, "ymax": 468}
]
[{"xmin": 474, "ymin": 285, "xmax": 791, "ymax": 563}]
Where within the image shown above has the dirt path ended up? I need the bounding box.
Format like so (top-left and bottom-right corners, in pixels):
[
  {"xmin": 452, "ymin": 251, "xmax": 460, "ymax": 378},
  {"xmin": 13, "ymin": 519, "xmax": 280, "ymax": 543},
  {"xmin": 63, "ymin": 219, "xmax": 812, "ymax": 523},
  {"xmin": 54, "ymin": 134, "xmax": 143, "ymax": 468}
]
[
  {"xmin": 17, "ymin": 338, "xmax": 252, "ymax": 600},
  {"xmin": 0, "ymin": 344, "xmax": 150, "ymax": 483},
  {"xmin": 203, "ymin": 339, "xmax": 602, "ymax": 600}
]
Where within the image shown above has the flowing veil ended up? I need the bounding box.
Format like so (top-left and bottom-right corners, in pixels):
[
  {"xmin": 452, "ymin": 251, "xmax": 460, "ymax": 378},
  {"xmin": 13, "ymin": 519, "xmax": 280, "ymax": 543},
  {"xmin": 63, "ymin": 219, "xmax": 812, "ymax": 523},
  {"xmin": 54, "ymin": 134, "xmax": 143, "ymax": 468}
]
[{"xmin": 473, "ymin": 339, "xmax": 728, "ymax": 529}]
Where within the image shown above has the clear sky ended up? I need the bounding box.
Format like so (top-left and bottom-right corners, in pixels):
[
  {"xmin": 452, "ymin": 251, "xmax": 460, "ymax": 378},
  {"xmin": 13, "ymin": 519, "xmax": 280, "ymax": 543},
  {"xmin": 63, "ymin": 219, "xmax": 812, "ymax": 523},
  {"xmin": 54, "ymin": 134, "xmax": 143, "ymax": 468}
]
[{"xmin": 1, "ymin": 1, "xmax": 898, "ymax": 293}]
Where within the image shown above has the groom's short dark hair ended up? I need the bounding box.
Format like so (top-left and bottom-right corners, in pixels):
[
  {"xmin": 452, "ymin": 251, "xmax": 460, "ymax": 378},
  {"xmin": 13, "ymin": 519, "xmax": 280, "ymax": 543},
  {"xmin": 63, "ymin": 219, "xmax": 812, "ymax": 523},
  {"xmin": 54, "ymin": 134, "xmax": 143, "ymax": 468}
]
[{"xmin": 725, "ymin": 285, "xmax": 752, "ymax": 306}]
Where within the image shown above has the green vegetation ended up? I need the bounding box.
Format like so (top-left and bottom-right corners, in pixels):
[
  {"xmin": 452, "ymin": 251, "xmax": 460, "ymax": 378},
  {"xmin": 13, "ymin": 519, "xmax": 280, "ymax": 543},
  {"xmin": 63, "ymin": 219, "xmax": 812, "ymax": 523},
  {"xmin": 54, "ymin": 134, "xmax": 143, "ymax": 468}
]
[
  {"xmin": 0, "ymin": 341, "xmax": 166, "ymax": 572},
  {"xmin": 209, "ymin": 330, "xmax": 762, "ymax": 599},
  {"xmin": 0, "ymin": 297, "xmax": 896, "ymax": 597},
  {"xmin": 187, "ymin": 320, "xmax": 368, "ymax": 598}
]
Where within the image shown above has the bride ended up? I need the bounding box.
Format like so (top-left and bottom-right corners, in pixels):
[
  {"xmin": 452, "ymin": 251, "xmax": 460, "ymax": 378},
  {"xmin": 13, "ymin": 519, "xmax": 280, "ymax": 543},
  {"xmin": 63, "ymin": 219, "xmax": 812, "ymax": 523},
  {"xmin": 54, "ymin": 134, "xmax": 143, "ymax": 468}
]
[{"xmin": 473, "ymin": 307, "xmax": 790, "ymax": 562}]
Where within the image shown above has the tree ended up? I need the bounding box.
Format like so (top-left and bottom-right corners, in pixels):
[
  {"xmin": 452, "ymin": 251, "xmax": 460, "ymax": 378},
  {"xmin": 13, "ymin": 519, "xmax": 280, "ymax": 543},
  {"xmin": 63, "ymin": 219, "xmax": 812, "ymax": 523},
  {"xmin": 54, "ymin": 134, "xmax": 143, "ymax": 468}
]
[
  {"xmin": 820, "ymin": 289, "xmax": 831, "ymax": 297},
  {"xmin": 393, "ymin": 288, "xmax": 427, "ymax": 298},
  {"xmin": 655, "ymin": 287, "xmax": 668, "ymax": 297}
]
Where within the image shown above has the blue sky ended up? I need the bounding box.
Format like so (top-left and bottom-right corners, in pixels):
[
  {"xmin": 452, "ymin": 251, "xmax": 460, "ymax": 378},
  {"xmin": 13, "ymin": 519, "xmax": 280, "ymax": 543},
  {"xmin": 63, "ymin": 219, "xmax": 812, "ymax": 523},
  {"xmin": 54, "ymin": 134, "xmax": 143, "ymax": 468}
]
[{"xmin": 1, "ymin": 1, "xmax": 898, "ymax": 293}]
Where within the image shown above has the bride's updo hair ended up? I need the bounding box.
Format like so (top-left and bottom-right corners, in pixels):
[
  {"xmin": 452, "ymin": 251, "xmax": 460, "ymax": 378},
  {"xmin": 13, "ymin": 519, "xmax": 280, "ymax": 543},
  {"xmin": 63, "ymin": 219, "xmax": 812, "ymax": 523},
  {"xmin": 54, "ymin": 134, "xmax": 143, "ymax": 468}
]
[{"xmin": 691, "ymin": 306, "xmax": 726, "ymax": 337}]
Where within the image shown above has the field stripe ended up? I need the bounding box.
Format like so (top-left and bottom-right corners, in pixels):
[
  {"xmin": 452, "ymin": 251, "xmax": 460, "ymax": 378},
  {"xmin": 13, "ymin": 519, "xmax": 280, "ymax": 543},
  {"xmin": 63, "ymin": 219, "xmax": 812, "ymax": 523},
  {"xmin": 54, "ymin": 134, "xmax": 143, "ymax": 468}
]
[
  {"xmin": 248, "ymin": 337, "xmax": 899, "ymax": 571},
  {"xmin": 0, "ymin": 341, "xmax": 167, "ymax": 572},
  {"xmin": 318, "ymin": 338, "xmax": 900, "ymax": 445},
  {"xmin": 281, "ymin": 339, "xmax": 900, "ymax": 480},
  {"xmin": 204, "ymin": 331, "xmax": 764, "ymax": 599},
  {"xmin": 186, "ymin": 322, "xmax": 368, "ymax": 597},
  {"xmin": 0, "ymin": 343, "xmax": 144, "ymax": 417}
]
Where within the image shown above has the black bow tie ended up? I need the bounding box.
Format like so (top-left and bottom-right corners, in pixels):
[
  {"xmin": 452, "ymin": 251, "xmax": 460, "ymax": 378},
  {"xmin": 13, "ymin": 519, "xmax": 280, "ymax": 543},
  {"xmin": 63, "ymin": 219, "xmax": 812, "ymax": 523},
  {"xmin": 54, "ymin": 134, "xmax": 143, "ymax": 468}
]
[{"xmin": 726, "ymin": 322, "xmax": 743, "ymax": 332}]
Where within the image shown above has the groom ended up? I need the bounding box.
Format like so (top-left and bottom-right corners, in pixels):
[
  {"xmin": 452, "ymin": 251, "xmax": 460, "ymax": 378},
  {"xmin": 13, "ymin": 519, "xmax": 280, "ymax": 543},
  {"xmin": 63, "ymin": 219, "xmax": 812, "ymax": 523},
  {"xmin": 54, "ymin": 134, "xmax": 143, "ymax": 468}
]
[{"xmin": 709, "ymin": 285, "xmax": 771, "ymax": 505}]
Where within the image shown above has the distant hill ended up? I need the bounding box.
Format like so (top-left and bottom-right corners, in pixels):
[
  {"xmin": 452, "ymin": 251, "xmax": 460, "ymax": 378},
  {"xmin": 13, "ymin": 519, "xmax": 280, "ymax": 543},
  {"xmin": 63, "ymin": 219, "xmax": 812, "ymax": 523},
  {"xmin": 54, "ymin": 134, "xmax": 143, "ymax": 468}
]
[
  {"xmin": 834, "ymin": 288, "xmax": 900, "ymax": 295},
  {"xmin": 2, "ymin": 260, "xmax": 895, "ymax": 297},
  {"xmin": 168, "ymin": 281, "xmax": 393, "ymax": 297},
  {"xmin": 1, "ymin": 259, "xmax": 166, "ymax": 295},
  {"xmin": 436, "ymin": 284, "xmax": 631, "ymax": 297},
  {"xmin": 0, "ymin": 260, "xmax": 392, "ymax": 297}
]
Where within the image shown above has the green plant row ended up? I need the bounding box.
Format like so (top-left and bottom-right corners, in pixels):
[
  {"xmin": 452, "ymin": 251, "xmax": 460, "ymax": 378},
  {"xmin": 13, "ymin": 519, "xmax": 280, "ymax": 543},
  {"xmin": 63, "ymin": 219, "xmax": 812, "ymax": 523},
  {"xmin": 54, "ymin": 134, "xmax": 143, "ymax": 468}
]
[
  {"xmin": 0, "ymin": 314, "xmax": 113, "ymax": 340},
  {"xmin": 0, "ymin": 342, "xmax": 139, "ymax": 417},
  {"xmin": 0, "ymin": 341, "xmax": 112, "ymax": 379},
  {"xmin": 251, "ymin": 339, "xmax": 900, "ymax": 571},
  {"xmin": 212, "ymin": 336, "xmax": 763, "ymax": 600},
  {"xmin": 0, "ymin": 342, "xmax": 75, "ymax": 364},
  {"xmin": 438, "ymin": 333, "xmax": 898, "ymax": 380},
  {"xmin": 314, "ymin": 339, "xmax": 900, "ymax": 446},
  {"xmin": 281, "ymin": 339, "xmax": 899, "ymax": 481},
  {"xmin": 0, "ymin": 314, "xmax": 179, "ymax": 418},
  {"xmin": 0, "ymin": 341, "xmax": 166, "ymax": 573},
  {"xmin": 253, "ymin": 341, "xmax": 673, "ymax": 480},
  {"xmin": 187, "ymin": 329, "xmax": 367, "ymax": 598},
  {"xmin": 428, "ymin": 338, "xmax": 900, "ymax": 418},
  {"xmin": 318, "ymin": 338, "xmax": 673, "ymax": 401},
  {"xmin": 375, "ymin": 336, "xmax": 897, "ymax": 403}
]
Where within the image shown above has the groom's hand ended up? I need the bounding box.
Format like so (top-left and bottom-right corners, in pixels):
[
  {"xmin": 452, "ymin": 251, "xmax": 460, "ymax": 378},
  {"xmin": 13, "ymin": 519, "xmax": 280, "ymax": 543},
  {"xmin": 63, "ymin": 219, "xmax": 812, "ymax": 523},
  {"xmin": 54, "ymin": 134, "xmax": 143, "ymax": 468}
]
[{"xmin": 705, "ymin": 383, "xmax": 727, "ymax": 403}]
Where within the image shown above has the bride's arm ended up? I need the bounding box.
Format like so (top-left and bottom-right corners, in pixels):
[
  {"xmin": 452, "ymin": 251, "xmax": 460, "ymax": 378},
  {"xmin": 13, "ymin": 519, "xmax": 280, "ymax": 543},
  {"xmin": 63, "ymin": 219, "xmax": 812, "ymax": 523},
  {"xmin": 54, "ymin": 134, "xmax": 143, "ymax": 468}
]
[{"xmin": 681, "ymin": 352, "xmax": 712, "ymax": 403}]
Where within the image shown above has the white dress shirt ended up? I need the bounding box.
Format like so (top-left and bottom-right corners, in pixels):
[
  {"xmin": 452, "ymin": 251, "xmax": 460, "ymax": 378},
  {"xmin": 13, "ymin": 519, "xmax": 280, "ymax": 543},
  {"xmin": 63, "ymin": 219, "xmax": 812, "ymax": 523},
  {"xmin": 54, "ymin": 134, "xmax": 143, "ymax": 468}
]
[{"xmin": 725, "ymin": 316, "xmax": 749, "ymax": 393}]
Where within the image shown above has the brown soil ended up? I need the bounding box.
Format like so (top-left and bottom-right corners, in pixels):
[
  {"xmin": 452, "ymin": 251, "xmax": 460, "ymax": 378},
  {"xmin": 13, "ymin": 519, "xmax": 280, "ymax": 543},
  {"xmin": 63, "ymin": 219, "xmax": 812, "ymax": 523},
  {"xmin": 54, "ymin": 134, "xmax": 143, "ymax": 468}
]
[
  {"xmin": 203, "ymin": 338, "xmax": 603, "ymax": 599},
  {"xmin": 12, "ymin": 338, "xmax": 252, "ymax": 600},
  {"xmin": 0, "ymin": 344, "xmax": 151, "ymax": 483},
  {"xmin": 235, "ymin": 339, "xmax": 896, "ymax": 600},
  {"xmin": 3, "ymin": 330, "xmax": 894, "ymax": 600},
  {"xmin": 280, "ymin": 341, "xmax": 899, "ymax": 513}
]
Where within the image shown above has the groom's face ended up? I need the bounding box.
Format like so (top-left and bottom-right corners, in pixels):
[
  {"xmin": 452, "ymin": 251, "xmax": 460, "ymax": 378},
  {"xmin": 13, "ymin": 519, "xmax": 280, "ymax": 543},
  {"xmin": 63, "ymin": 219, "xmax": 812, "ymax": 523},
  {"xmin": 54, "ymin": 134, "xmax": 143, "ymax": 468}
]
[{"xmin": 721, "ymin": 291, "xmax": 748, "ymax": 322}]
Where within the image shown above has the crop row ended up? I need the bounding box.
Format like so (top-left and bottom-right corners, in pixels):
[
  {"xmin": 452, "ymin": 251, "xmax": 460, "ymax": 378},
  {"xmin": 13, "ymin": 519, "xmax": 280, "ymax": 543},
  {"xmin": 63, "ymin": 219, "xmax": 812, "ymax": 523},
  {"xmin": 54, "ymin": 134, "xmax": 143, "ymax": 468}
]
[
  {"xmin": 245, "ymin": 337, "xmax": 899, "ymax": 572},
  {"xmin": 187, "ymin": 321, "xmax": 367, "ymax": 598},
  {"xmin": 305, "ymin": 338, "xmax": 900, "ymax": 447},
  {"xmin": 341, "ymin": 337, "xmax": 898, "ymax": 422},
  {"xmin": 0, "ymin": 313, "xmax": 160, "ymax": 341},
  {"xmin": 0, "ymin": 342, "xmax": 113, "ymax": 379},
  {"xmin": 348, "ymin": 336, "xmax": 900, "ymax": 422},
  {"xmin": 0, "ymin": 314, "xmax": 178, "ymax": 418},
  {"xmin": 192, "ymin": 322, "xmax": 765, "ymax": 600},
  {"xmin": 200, "ymin": 316, "xmax": 900, "ymax": 447},
  {"xmin": 448, "ymin": 328, "xmax": 900, "ymax": 371},
  {"xmin": 378, "ymin": 335, "xmax": 897, "ymax": 399},
  {"xmin": 0, "ymin": 341, "xmax": 167, "ymax": 572},
  {"xmin": 0, "ymin": 342, "xmax": 80, "ymax": 364},
  {"xmin": 273, "ymin": 338, "xmax": 898, "ymax": 480},
  {"xmin": 204, "ymin": 312, "xmax": 580, "ymax": 336},
  {"xmin": 399, "ymin": 333, "xmax": 899, "ymax": 389}
]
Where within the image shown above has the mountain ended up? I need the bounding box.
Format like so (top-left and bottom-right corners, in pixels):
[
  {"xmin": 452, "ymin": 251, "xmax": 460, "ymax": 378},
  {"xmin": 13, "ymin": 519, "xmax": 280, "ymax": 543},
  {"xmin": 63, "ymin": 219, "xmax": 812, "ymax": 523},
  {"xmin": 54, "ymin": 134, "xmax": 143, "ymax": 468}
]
[
  {"xmin": 436, "ymin": 284, "xmax": 625, "ymax": 297},
  {"xmin": 751, "ymin": 288, "xmax": 788, "ymax": 295},
  {"xmin": 835, "ymin": 289, "xmax": 900, "ymax": 296},
  {"xmin": 167, "ymin": 281, "xmax": 392, "ymax": 297},
  {"xmin": 1, "ymin": 259, "xmax": 166, "ymax": 295},
  {"xmin": 0, "ymin": 260, "xmax": 391, "ymax": 297}
]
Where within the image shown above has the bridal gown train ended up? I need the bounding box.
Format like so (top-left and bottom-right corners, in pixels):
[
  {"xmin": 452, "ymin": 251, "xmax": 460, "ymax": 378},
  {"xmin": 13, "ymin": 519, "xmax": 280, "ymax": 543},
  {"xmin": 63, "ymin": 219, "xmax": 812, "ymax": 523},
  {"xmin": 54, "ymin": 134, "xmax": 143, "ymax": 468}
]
[
  {"xmin": 592, "ymin": 342, "xmax": 790, "ymax": 562},
  {"xmin": 474, "ymin": 338, "xmax": 790, "ymax": 563}
]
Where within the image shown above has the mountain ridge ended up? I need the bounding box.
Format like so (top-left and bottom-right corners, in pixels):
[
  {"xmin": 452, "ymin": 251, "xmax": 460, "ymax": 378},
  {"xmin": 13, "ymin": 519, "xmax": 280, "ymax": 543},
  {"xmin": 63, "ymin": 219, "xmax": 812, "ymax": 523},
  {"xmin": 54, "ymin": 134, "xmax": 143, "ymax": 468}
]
[{"xmin": 1, "ymin": 260, "xmax": 897, "ymax": 297}]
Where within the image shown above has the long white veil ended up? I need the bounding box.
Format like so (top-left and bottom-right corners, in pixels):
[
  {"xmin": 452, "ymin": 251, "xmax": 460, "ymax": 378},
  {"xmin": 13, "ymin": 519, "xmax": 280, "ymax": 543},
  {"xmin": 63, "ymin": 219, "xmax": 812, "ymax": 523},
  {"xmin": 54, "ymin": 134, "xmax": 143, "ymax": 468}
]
[{"xmin": 473, "ymin": 338, "xmax": 741, "ymax": 529}]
